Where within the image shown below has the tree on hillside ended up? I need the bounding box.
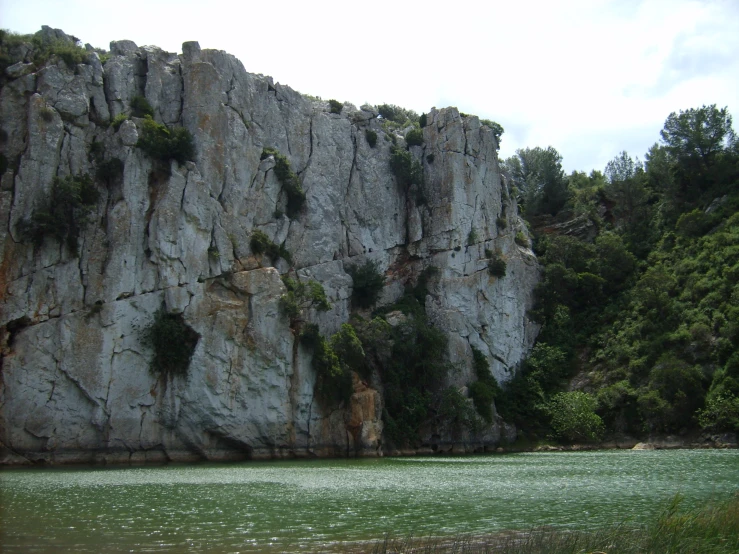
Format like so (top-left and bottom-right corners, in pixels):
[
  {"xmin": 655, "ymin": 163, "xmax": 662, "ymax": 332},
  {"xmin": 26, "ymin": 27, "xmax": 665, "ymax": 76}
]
[
  {"xmin": 504, "ymin": 146, "xmax": 569, "ymax": 216},
  {"xmin": 604, "ymin": 151, "xmax": 652, "ymax": 253},
  {"xmin": 660, "ymin": 105, "xmax": 734, "ymax": 169}
]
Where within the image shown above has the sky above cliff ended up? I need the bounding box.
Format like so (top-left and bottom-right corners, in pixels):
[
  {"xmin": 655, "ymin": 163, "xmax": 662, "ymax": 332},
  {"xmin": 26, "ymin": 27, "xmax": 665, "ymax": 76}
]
[{"xmin": 4, "ymin": 0, "xmax": 739, "ymax": 174}]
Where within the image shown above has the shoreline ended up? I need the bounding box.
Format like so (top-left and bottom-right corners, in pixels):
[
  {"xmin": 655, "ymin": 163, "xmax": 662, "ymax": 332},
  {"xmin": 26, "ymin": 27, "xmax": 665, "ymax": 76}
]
[{"xmin": 1, "ymin": 432, "xmax": 736, "ymax": 468}]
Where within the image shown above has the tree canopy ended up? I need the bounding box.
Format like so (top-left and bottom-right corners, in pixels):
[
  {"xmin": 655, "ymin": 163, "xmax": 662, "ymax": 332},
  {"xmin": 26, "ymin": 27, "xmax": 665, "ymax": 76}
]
[
  {"xmin": 504, "ymin": 146, "xmax": 569, "ymax": 216},
  {"xmin": 660, "ymin": 104, "xmax": 734, "ymax": 168}
]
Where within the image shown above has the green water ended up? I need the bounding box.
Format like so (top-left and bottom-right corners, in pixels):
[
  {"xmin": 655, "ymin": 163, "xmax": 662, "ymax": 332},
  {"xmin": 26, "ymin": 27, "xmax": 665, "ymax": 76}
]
[{"xmin": 1, "ymin": 450, "xmax": 737, "ymax": 552}]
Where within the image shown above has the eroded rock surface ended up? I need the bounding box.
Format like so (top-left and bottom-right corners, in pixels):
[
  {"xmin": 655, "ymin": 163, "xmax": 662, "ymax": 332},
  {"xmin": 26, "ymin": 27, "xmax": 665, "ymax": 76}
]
[{"xmin": 0, "ymin": 30, "xmax": 538, "ymax": 465}]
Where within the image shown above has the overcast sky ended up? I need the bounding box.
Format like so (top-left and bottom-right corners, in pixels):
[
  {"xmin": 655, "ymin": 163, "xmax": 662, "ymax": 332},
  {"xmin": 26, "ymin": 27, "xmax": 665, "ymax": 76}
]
[{"xmin": 3, "ymin": 0, "xmax": 738, "ymax": 173}]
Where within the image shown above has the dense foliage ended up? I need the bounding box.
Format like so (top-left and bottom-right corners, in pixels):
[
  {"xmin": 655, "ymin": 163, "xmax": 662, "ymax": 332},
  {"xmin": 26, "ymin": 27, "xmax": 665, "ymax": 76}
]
[
  {"xmin": 347, "ymin": 260, "xmax": 385, "ymax": 308},
  {"xmin": 136, "ymin": 116, "xmax": 194, "ymax": 165},
  {"xmin": 508, "ymin": 104, "xmax": 739, "ymax": 441},
  {"xmin": 19, "ymin": 173, "xmax": 99, "ymax": 256},
  {"xmin": 143, "ymin": 309, "xmax": 200, "ymax": 378},
  {"xmin": 328, "ymin": 99, "xmax": 343, "ymax": 114},
  {"xmin": 389, "ymin": 145, "xmax": 424, "ymax": 190}
]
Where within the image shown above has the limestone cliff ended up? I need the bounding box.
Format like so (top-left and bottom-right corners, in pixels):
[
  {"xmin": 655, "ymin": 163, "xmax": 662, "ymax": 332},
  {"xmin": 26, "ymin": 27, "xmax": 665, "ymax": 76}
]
[{"xmin": 0, "ymin": 28, "xmax": 538, "ymax": 464}]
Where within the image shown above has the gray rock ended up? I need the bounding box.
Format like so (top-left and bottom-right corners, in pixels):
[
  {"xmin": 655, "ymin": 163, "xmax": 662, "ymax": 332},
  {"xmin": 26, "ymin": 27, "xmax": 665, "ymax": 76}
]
[{"xmin": 0, "ymin": 30, "xmax": 540, "ymax": 464}]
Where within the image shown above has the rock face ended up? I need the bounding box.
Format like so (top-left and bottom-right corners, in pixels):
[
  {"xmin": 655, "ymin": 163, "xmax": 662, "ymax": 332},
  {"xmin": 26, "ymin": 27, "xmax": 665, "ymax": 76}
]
[{"xmin": 0, "ymin": 29, "xmax": 539, "ymax": 464}]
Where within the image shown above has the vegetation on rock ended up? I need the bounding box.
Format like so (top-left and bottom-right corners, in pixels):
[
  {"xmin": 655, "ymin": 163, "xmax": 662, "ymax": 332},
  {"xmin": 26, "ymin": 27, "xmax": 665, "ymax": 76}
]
[
  {"xmin": 347, "ymin": 260, "xmax": 385, "ymax": 309},
  {"xmin": 19, "ymin": 173, "xmax": 99, "ymax": 256},
  {"xmin": 250, "ymin": 229, "xmax": 292, "ymax": 265},
  {"xmin": 143, "ymin": 308, "xmax": 200, "ymax": 378},
  {"xmin": 261, "ymin": 147, "xmax": 306, "ymax": 218},
  {"xmin": 405, "ymin": 127, "xmax": 424, "ymax": 147},
  {"xmin": 279, "ymin": 276, "xmax": 331, "ymax": 328},
  {"xmin": 328, "ymin": 99, "xmax": 343, "ymax": 114},
  {"xmin": 136, "ymin": 116, "xmax": 194, "ymax": 165}
]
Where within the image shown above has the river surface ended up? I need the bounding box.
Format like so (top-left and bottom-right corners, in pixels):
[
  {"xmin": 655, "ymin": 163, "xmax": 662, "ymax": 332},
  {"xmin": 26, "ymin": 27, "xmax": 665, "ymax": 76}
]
[{"xmin": 1, "ymin": 449, "xmax": 737, "ymax": 552}]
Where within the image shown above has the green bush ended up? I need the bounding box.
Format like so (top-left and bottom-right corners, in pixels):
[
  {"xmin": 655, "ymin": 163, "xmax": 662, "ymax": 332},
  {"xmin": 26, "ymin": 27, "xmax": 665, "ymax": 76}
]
[
  {"xmin": 365, "ymin": 129, "xmax": 378, "ymax": 148},
  {"xmin": 302, "ymin": 324, "xmax": 364, "ymax": 406},
  {"xmin": 468, "ymin": 346, "xmax": 501, "ymax": 423},
  {"xmin": 496, "ymin": 216, "xmax": 507, "ymax": 229},
  {"xmin": 488, "ymin": 253, "xmax": 507, "ymax": 277},
  {"xmin": 347, "ymin": 260, "xmax": 385, "ymax": 308},
  {"xmin": 377, "ymin": 104, "xmax": 419, "ymax": 125},
  {"xmin": 19, "ymin": 173, "xmax": 99, "ymax": 256},
  {"xmin": 467, "ymin": 229, "xmax": 478, "ymax": 246},
  {"xmin": 405, "ymin": 128, "xmax": 423, "ymax": 146},
  {"xmin": 142, "ymin": 308, "xmax": 200, "ymax": 377},
  {"xmin": 136, "ymin": 116, "xmax": 194, "ymax": 165},
  {"xmin": 331, "ymin": 323, "xmax": 366, "ymax": 376},
  {"xmin": 676, "ymin": 208, "xmax": 714, "ymax": 237},
  {"xmin": 95, "ymin": 157, "xmax": 124, "ymax": 184},
  {"xmin": 515, "ymin": 230, "xmax": 530, "ymax": 247},
  {"xmin": 480, "ymin": 119, "xmax": 504, "ymax": 148},
  {"xmin": 250, "ymin": 229, "xmax": 292, "ymax": 264},
  {"xmin": 546, "ymin": 391, "xmax": 604, "ymax": 442},
  {"xmin": 110, "ymin": 113, "xmax": 128, "ymax": 130},
  {"xmin": 130, "ymin": 95, "xmax": 154, "ymax": 118},
  {"xmin": 261, "ymin": 147, "xmax": 305, "ymax": 218},
  {"xmin": 32, "ymin": 37, "xmax": 89, "ymax": 69},
  {"xmin": 328, "ymin": 99, "xmax": 343, "ymax": 114},
  {"xmin": 389, "ymin": 145, "xmax": 423, "ymax": 188},
  {"xmin": 419, "ymin": 113, "xmax": 427, "ymax": 128},
  {"xmin": 279, "ymin": 277, "xmax": 331, "ymax": 327}
]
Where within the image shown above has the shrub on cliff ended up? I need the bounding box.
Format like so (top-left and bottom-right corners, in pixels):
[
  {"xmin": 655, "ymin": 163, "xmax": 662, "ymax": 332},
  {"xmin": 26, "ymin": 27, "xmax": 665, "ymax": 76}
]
[
  {"xmin": 488, "ymin": 253, "xmax": 507, "ymax": 277},
  {"xmin": 365, "ymin": 129, "xmax": 378, "ymax": 148},
  {"xmin": 280, "ymin": 277, "xmax": 331, "ymax": 328},
  {"xmin": 301, "ymin": 323, "xmax": 363, "ymax": 406},
  {"xmin": 328, "ymin": 99, "xmax": 343, "ymax": 114},
  {"xmin": 347, "ymin": 260, "xmax": 385, "ymax": 309},
  {"xmin": 131, "ymin": 95, "xmax": 154, "ymax": 118},
  {"xmin": 19, "ymin": 173, "xmax": 99, "ymax": 256},
  {"xmin": 405, "ymin": 128, "xmax": 424, "ymax": 147},
  {"xmin": 250, "ymin": 229, "xmax": 292, "ymax": 265},
  {"xmin": 261, "ymin": 147, "xmax": 306, "ymax": 218},
  {"xmin": 110, "ymin": 113, "xmax": 128, "ymax": 130},
  {"xmin": 136, "ymin": 116, "xmax": 194, "ymax": 165},
  {"xmin": 143, "ymin": 309, "xmax": 200, "ymax": 378},
  {"xmin": 389, "ymin": 145, "xmax": 423, "ymax": 189},
  {"xmin": 95, "ymin": 157, "xmax": 124, "ymax": 185},
  {"xmin": 377, "ymin": 104, "xmax": 419, "ymax": 125}
]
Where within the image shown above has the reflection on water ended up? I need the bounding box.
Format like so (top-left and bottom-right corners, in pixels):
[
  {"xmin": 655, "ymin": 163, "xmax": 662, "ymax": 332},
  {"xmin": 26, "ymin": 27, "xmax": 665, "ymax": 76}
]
[{"xmin": 1, "ymin": 450, "xmax": 737, "ymax": 552}]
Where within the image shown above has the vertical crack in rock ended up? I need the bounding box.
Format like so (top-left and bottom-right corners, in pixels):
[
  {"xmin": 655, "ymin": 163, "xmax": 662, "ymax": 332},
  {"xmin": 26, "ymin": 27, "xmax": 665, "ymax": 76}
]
[
  {"xmin": 287, "ymin": 335, "xmax": 300, "ymax": 449},
  {"xmin": 308, "ymin": 117, "xmax": 314, "ymax": 159},
  {"xmin": 306, "ymin": 393, "xmax": 314, "ymax": 453},
  {"xmin": 46, "ymin": 380, "xmax": 56, "ymax": 404},
  {"xmin": 347, "ymin": 126, "xmax": 358, "ymax": 192},
  {"xmin": 177, "ymin": 62, "xmax": 184, "ymax": 125}
]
